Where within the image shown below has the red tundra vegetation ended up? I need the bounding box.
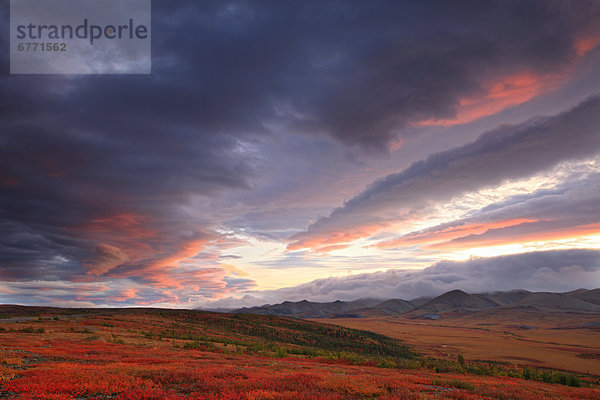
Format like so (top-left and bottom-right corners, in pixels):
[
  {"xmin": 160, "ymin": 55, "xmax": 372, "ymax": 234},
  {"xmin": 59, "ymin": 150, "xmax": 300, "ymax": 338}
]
[{"xmin": 0, "ymin": 307, "xmax": 598, "ymax": 399}]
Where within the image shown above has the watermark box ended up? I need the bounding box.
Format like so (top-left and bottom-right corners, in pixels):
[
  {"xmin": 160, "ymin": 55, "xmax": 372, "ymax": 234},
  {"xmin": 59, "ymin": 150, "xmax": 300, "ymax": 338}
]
[{"xmin": 10, "ymin": 0, "xmax": 151, "ymax": 74}]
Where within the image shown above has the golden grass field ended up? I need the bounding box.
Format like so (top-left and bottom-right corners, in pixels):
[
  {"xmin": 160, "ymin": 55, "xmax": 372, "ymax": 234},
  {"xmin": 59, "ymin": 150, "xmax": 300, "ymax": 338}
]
[{"xmin": 319, "ymin": 309, "xmax": 600, "ymax": 375}]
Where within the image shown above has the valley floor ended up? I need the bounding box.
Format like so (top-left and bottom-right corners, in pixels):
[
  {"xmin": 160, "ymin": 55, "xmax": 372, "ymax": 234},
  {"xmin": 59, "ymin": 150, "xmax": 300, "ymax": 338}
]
[{"xmin": 319, "ymin": 309, "xmax": 600, "ymax": 375}]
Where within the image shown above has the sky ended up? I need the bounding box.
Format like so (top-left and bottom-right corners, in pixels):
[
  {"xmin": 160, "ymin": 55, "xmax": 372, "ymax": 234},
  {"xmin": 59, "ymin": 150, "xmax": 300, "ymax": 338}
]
[{"xmin": 1, "ymin": 0, "xmax": 600, "ymax": 308}]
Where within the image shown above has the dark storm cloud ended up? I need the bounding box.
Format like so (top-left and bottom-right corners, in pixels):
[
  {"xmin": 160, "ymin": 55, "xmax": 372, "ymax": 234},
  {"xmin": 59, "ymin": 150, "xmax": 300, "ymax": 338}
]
[
  {"xmin": 0, "ymin": 220, "xmax": 88, "ymax": 280},
  {"xmin": 289, "ymin": 96, "xmax": 600, "ymax": 251},
  {"xmin": 1, "ymin": 1, "xmax": 600, "ymax": 301},
  {"xmin": 203, "ymin": 249, "xmax": 600, "ymax": 307}
]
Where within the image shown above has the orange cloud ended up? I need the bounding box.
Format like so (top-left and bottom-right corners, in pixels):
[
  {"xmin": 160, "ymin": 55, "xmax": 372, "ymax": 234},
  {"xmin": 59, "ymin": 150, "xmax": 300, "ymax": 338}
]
[
  {"xmin": 68, "ymin": 211, "xmax": 252, "ymax": 297},
  {"xmin": 147, "ymin": 239, "xmax": 210, "ymax": 272},
  {"xmin": 575, "ymin": 23, "xmax": 600, "ymax": 56},
  {"xmin": 82, "ymin": 243, "xmax": 130, "ymax": 275},
  {"xmin": 103, "ymin": 238, "xmax": 250, "ymax": 292},
  {"xmin": 416, "ymin": 70, "xmax": 562, "ymax": 127},
  {"xmin": 429, "ymin": 221, "xmax": 600, "ymax": 251},
  {"xmin": 389, "ymin": 138, "xmax": 405, "ymax": 152},
  {"xmin": 110, "ymin": 288, "xmax": 139, "ymax": 303},
  {"xmin": 139, "ymin": 267, "xmax": 237, "ymax": 292},
  {"xmin": 83, "ymin": 213, "xmax": 156, "ymax": 239},
  {"xmin": 105, "ymin": 238, "xmax": 213, "ymax": 289},
  {"xmin": 376, "ymin": 218, "xmax": 537, "ymax": 249},
  {"xmin": 287, "ymin": 223, "xmax": 389, "ymax": 252},
  {"xmin": 416, "ymin": 29, "xmax": 600, "ymax": 128},
  {"xmin": 69, "ymin": 213, "xmax": 158, "ymax": 265}
]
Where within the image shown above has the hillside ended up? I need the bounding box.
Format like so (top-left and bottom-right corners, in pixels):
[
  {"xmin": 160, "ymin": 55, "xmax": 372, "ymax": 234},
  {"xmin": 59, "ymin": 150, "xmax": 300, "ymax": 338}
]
[
  {"xmin": 357, "ymin": 298, "xmax": 416, "ymax": 316},
  {"xmin": 486, "ymin": 289, "xmax": 532, "ymax": 306},
  {"xmin": 0, "ymin": 308, "xmax": 413, "ymax": 362},
  {"xmin": 413, "ymin": 290, "xmax": 499, "ymax": 313},
  {"xmin": 506, "ymin": 292, "xmax": 600, "ymax": 313},
  {"xmin": 236, "ymin": 298, "xmax": 381, "ymax": 318},
  {"xmin": 565, "ymin": 288, "xmax": 600, "ymax": 305},
  {"xmin": 229, "ymin": 288, "xmax": 600, "ymax": 318}
]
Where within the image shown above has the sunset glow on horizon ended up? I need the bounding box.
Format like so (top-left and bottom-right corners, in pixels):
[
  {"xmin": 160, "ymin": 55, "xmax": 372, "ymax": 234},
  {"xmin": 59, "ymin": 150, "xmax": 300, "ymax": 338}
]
[{"xmin": 2, "ymin": 1, "xmax": 600, "ymax": 309}]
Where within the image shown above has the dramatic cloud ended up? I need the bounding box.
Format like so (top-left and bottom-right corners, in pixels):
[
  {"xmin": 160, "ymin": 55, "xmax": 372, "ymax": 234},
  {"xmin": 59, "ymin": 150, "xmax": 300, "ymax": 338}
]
[
  {"xmin": 82, "ymin": 244, "xmax": 130, "ymax": 275},
  {"xmin": 377, "ymin": 166, "xmax": 600, "ymax": 252},
  {"xmin": 290, "ymin": 96, "xmax": 600, "ymax": 252},
  {"xmin": 201, "ymin": 249, "xmax": 600, "ymax": 308},
  {"xmin": 2, "ymin": 1, "xmax": 600, "ymax": 306}
]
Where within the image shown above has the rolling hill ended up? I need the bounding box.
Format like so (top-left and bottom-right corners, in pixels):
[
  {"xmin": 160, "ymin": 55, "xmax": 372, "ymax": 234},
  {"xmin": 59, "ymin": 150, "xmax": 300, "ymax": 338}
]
[{"xmin": 234, "ymin": 298, "xmax": 382, "ymax": 318}]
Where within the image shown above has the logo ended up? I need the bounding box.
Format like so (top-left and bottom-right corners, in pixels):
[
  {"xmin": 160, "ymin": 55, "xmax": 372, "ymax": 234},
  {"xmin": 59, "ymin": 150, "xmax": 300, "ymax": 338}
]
[{"xmin": 10, "ymin": 0, "xmax": 151, "ymax": 74}]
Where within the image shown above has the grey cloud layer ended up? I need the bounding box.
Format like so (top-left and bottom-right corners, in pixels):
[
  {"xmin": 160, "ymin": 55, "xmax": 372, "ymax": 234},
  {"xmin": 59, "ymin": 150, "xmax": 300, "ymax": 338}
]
[
  {"xmin": 204, "ymin": 249, "xmax": 600, "ymax": 307},
  {"xmin": 290, "ymin": 96, "xmax": 600, "ymax": 249},
  {"xmin": 382, "ymin": 167, "xmax": 600, "ymax": 250}
]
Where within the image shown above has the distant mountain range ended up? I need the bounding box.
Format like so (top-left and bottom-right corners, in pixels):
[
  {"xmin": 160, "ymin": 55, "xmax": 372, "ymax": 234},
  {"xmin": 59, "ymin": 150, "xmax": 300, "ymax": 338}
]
[{"xmin": 228, "ymin": 289, "xmax": 600, "ymax": 319}]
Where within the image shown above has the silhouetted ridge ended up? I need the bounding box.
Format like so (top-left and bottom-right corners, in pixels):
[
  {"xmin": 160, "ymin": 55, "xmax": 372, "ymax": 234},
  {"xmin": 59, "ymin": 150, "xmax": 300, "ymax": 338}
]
[{"xmin": 226, "ymin": 289, "xmax": 600, "ymax": 318}]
